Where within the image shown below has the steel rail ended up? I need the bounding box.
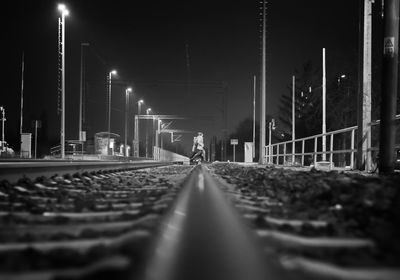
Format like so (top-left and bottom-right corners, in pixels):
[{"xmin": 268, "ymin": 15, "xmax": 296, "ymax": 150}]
[
  {"xmin": 139, "ymin": 165, "xmax": 294, "ymax": 280},
  {"xmin": 0, "ymin": 160, "xmax": 172, "ymax": 183}
]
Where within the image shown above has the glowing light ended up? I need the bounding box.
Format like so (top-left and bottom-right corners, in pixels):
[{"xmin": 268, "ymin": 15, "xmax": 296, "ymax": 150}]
[{"xmin": 58, "ymin": 4, "xmax": 69, "ymax": 15}]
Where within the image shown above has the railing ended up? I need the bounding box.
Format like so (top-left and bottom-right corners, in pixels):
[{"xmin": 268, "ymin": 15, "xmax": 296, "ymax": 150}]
[
  {"xmin": 153, "ymin": 146, "xmax": 190, "ymax": 164},
  {"xmin": 265, "ymin": 114, "xmax": 400, "ymax": 169}
]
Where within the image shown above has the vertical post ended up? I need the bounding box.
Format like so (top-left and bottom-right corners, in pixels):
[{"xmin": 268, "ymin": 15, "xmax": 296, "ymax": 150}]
[
  {"xmin": 134, "ymin": 115, "xmax": 139, "ymax": 157},
  {"xmin": 379, "ymin": 0, "xmax": 399, "ymax": 174},
  {"xmin": 107, "ymin": 72, "xmax": 111, "ymax": 155},
  {"xmin": 268, "ymin": 122, "xmax": 272, "ymax": 164},
  {"xmin": 259, "ymin": 0, "xmax": 267, "ymax": 164},
  {"xmin": 330, "ymin": 134, "xmax": 334, "ymax": 166},
  {"xmin": 60, "ymin": 12, "xmax": 66, "ymax": 159},
  {"xmin": 351, "ymin": 129, "xmax": 355, "ymax": 169},
  {"xmin": 151, "ymin": 116, "xmax": 155, "ymax": 157},
  {"xmin": 20, "ymin": 52, "xmax": 25, "ymax": 147},
  {"xmin": 79, "ymin": 43, "xmax": 89, "ymax": 141},
  {"xmin": 283, "ymin": 143, "xmax": 287, "ymax": 164},
  {"xmin": 253, "ymin": 75, "xmax": 256, "ymax": 160},
  {"xmin": 0, "ymin": 107, "xmax": 5, "ymax": 150},
  {"xmin": 322, "ymin": 48, "xmax": 327, "ymax": 161},
  {"xmin": 79, "ymin": 44, "xmax": 83, "ymax": 141},
  {"xmin": 233, "ymin": 145, "xmax": 236, "ymax": 162},
  {"xmin": 292, "ymin": 75, "xmax": 296, "ymax": 164},
  {"xmin": 314, "ymin": 137, "xmax": 318, "ymax": 165},
  {"xmin": 301, "ymin": 139, "xmax": 305, "ymax": 166},
  {"xmin": 124, "ymin": 89, "xmax": 129, "ymax": 157},
  {"xmin": 34, "ymin": 120, "xmax": 38, "ymax": 159},
  {"xmin": 358, "ymin": 0, "xmax": 373, "ymax": 171}
]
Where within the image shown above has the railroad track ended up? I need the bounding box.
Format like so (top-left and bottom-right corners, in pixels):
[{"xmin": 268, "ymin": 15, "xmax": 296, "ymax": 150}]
[
  {"xmin": 0, "ymin": 160, "xmax": 172, "ymax": 183},
  {"xmin": 0, "ymin": 162, "xmax": 399, "ymax": 279}
]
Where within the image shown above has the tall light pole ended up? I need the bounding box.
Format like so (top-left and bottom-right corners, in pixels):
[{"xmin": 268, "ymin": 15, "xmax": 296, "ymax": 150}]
[
  {"xmin": 79, "ymin": 42, "xmax": 89, "ymax": 142},
  {"xmin": 259, "ymin": 0, "xmax": 267, "ymax": 164},
  {"xmin": 134, "ymin": 99, "xmax": 144, "ymax": 157},
  {"xmin": 322, "ymin": 47, "xmax": 327, "ymax": 161},
  {"xmin": 292, "ymin": 75, "xmax": 296, "ymax": 164},
  {"xmin": 125, "ymin": 87, "xmax": 132, "ymax": 157},
  {"xmin": 107, "ymin": 69, "xmax": 117, "ymax": 155},
  {"xmin": 0, "ymin": 106, "xmax": 5, "ymax": 151},
  {"xmin": 58, "ymin": 4, "xmax": 69, "ymax": 159},
  {"xmin": 20, "ymin": 52, "xmax": 25, "ymax": 157},
  {"xmin": 253, "ymin": 75, "xmax": 256, "ymax": 161},
  {"xmin": 146, "ymin": 108, "xmax": 151, "ymax": 158}
]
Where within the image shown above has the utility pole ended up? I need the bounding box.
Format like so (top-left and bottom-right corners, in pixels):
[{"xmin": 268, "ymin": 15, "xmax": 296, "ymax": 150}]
[
  {"xmin": 259, "ymin": 0, "xmax": 267, "ymax": 164},
  {"xmin": 322, "ymin": 48, "xmax": 327, "ymax": 161},
  {"xmin": 0, "ymin": 106, "xmax": 5, "ymax": 151},
  {"xmin": 58, "ymin": 5, "xmax": 68, "ymax": 159},
  {"xmin": 379, "ymin": 0, "xmax": 399, "ymax": 173},
  {"xmin": 20, "ymin": 52, "xmax": 25, "ymax": 157},
  {"xmin": 357, "ymin": 0, "xmax": 373, "ymax": 171},
  {"xmin": 292, "ymin": 75, "xmax": 296, "ymax": 164},
  {"xmin": 253, "ymin": 75, "xmax": 256, "ymax": 160},
  {"xmin": 79, "ymin": 43, "xmax": 89, "ymax": 142}
]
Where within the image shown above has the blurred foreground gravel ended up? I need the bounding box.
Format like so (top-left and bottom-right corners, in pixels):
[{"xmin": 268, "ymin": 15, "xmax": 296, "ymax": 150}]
[{"xmin": 209, "ymin": 163, "xmax": 400, "ymax": 268}]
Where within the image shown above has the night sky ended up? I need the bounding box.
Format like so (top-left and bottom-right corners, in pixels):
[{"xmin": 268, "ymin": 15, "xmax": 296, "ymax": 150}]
[{"xmin": 3, "ymin": 0, "xmax": 359, "ymax": 155}]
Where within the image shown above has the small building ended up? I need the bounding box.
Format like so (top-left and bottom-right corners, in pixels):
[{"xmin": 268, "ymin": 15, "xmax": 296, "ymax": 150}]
[{"xmin": 94, "ymin": 132, "xmax": 120, "ymax": 156}]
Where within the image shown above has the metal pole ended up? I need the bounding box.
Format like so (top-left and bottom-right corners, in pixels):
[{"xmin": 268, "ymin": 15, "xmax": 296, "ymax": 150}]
[
  {"xmin": 268, "ymin": 122, "xmax": 272, "ymax": 164},
  {"xmin": 20, "ymin": 52, "xmax": 25, "ymax": 157},
  {"xmin": 107, "ymin": 72, "xmax": 112, "ymax": 155},
  {"xmin": 357, "ymin": 0, "xmax": 373, "ymax": 170},
  {"xmin": 134, "ymin": 115, "xmax": 139, "ymax": 157},
  {"xmin": 20, "ymin": 53, "xmax": 24, "ymax": 135},
  {"xmin": 233, "ymin": 145, "xmax": 236, "ymax": 162},
  {"xmin": 0, "ymin": 107, "xmax": 5, "ymax": 150},
  {"xmin": 322, "ymin": 48, "xmax": 327, "ymax": 161},
  {"xmin": 292, "ymin": 75, "xmax": 296, "ymax": 164},
  {"xmin": 138, "ymin": 102, "xmax": 141, "ymax": 156},
  {"xmin": 253, "ymin": 75, "xmax": 256, "ymax": 160},
  {"xmin": 79, "ymin": 43, "xmax": 89, "ymax": 141},
  {"xmin": 259, "ymin": 0, "xmax": 267, "ymax": 164},
  {"xmin": 125, "ymin": 89, "xmax": 129, "ymax": 157},
  {"xmin": 60, "ymin": 12, "xmax": 66, "ymax": 159},
  {"xmin": 379, "ymin": 0, "xmax": 399, "ymax": 174},
  {"xmin": 146, "ymin": 109, "xmax": 150, "ymax": 158},
  {"xmin": 34, "ymin": 120, "xmax": 38, "ymax": 159}
]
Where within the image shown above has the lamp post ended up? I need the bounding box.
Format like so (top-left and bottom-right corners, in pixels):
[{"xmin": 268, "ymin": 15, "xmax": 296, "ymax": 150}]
[
  {"xmin": 0, "ymin": 106, "xmax": 5, "ymax": 151},
  {"xmin": 79, "ymin": 42, "xmax": 89, "ymax": 142},
  {"xmin": 292, "ymin": 75, "xmax": 296, "ymax": 164},
  {"xmin": 125, "ymin": 87, "xmax": 132, "ymax": 157},
  {"xmin": 322, "ymin": 48, "xmax": 327, "ymax": 161},
  {"xmin": 146, "ymin": 108, "xmax": 151, "ymax": 158},
  {"xmin": 134, "ymin": 99, "xmax": 144, "ymax": 157},
  {"xmin": 58, "ymin": 4, "xmax": 69, "ymax": 159},
  {"xmin": 107, "ymin": 69, "xmax": 117, "ymax": 155}
]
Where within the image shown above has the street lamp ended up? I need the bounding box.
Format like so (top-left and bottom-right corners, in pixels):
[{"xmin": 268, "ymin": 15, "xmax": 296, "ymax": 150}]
[
  {"xmin": 58, "ymin": 3, "xmax": 69, "ymax": 158},
  {"xmin": 107, "ymin": 69, "xmax": 117, "ymax": 155},
  {"xmin": 134, "ymin": 99, "xmax": 144, "ymax": 157},
  {"xmin": 125, "ymin": 87, "xmax": 132, "ymax": 157},
  {"xmin": 145, "ymin": 108, "xmax": 151, "ymax": 158},
  {"xmin": 0, "ymin": 106, "xmax": 5, "ymax": 151}
]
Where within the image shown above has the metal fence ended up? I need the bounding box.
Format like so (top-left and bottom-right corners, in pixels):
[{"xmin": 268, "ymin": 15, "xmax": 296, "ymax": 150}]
[{"xmin": 265, "ymin": 114, "xmax": 400, "ymax": 169}]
